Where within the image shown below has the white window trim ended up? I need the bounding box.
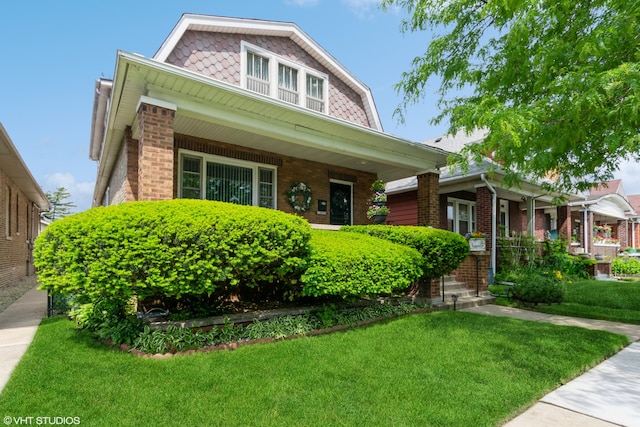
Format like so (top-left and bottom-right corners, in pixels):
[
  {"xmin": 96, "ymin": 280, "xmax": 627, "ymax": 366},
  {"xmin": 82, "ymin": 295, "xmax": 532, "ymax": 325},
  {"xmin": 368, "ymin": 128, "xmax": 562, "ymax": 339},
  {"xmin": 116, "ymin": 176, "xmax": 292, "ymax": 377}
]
[
  {"xmin": 241, "ymin": 41, "xmax": 329, "ymax": 114},
  {"xmin": 178, "ymin": 149, "xmax": 278, "ymax": 209},
  {"xmin": 447, "ymin": 197, "xmax": 477, "ymax": 235},
  {"xmin": 499, "ymin": 199, "xmax": 510, "ymax": 233}
]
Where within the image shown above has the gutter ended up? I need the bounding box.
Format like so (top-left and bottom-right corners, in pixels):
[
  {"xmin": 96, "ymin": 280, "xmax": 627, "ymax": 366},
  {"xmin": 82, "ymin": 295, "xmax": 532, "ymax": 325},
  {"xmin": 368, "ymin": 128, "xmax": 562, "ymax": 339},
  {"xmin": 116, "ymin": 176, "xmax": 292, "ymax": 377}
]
[{"xmin": 481, "ymin": 173, "xmax": 497, "ymax": 284}]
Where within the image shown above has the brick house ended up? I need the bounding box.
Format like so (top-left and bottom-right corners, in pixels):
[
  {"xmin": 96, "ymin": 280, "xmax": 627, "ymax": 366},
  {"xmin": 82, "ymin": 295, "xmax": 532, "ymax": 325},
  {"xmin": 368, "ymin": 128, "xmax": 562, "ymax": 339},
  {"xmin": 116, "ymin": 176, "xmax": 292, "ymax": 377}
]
[
  {"xmin": 386, "ymin": 129, "xmax": 578, "ymax": 287},
  {"xmin": 89, "ymin": 14, "xmax": 447, "ymax": 231},
  {"xmin": 568, "ymin": 179, "xmax": 637, "ymax": 258},
  {"xmin": 0, "ymin": 123, "xmax": 50, "ymax": 288}
]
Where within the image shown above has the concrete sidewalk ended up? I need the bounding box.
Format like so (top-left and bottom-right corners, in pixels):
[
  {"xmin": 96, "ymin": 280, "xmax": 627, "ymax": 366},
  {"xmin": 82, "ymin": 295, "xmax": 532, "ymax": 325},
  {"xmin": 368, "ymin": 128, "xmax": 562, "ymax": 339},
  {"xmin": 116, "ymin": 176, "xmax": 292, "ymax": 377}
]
[
  {"xmin": 0, "ymin": 286, "xmax": 47, "ymax": 394},
  {"xmin": 463, "ymin": 305, "xmax": 640, "ymax": 427}
]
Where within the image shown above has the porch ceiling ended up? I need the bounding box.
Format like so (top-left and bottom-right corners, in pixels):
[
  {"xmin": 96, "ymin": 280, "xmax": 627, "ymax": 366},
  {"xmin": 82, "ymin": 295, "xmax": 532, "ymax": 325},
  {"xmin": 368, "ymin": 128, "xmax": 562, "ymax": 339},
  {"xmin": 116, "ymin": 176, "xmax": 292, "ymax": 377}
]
[{"xmin": 94, "ymin": 51, "xmax": 448, "ymax": 204}]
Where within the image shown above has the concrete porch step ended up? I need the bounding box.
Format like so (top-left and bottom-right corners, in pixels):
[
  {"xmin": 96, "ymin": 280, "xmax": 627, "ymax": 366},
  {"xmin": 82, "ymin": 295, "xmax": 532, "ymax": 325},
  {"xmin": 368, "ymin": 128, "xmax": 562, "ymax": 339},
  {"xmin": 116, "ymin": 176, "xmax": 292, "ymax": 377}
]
[{"xmin": 430, "ymin": 290, "xmax": 496, "ymax": 311}]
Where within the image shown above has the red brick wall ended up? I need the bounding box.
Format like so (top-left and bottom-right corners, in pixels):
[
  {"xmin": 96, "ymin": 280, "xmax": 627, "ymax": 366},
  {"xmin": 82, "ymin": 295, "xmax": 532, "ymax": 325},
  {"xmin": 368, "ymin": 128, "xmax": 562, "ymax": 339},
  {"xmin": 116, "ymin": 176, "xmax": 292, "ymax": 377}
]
[
  {"xmin": 417, "ymin": 172, "xmax": 440, "ymax": 228},
  {"xmin": 453, "ymin": 253, "xmax": 490, "ymax": 292},
  {"xmin": 137, "ymin": 103, "xmax": 175, "ymax": 201},
  {"xmin": 476, "ymin": 186, "xmax": 493, "ymax": 253},
  {"xmin": 0, "ymin": 169, "xmax": 41, "ymax": 288},
  {"xmin": 617, "ymin": 219, "xmax": 628, "ymax": 249},
  {"xmin": 386, "ymin": 191, "xmax": 418, "ymax": 225}
]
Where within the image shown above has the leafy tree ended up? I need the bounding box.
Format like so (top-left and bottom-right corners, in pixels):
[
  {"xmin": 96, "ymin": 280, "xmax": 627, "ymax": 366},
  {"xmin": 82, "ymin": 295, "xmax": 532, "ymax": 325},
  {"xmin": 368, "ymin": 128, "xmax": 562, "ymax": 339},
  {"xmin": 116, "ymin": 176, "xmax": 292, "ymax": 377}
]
[
  {"xmin": 43, "ymin": 187, "xmax": 76, "ymax": 220},
  {"xmin": 382, "ymin": 0, "xmax": 640, "ymax": 193}
]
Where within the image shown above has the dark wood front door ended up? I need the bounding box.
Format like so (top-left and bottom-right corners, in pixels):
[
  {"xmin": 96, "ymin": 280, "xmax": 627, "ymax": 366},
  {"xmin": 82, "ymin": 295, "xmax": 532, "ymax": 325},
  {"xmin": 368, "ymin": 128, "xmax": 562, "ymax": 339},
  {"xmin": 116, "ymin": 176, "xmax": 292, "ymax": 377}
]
[{"xmin": 330, "ymin": 182, "xmax": 352, "ymax": 225}]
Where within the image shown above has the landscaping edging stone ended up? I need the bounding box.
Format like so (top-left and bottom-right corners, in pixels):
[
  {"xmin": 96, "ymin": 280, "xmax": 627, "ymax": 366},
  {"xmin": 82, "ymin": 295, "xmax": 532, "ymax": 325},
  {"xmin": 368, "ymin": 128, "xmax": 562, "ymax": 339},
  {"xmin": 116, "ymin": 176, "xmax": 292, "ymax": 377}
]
[{"xmin": 122, "ymin": 306, "xmax": 436, "ymax": 358}]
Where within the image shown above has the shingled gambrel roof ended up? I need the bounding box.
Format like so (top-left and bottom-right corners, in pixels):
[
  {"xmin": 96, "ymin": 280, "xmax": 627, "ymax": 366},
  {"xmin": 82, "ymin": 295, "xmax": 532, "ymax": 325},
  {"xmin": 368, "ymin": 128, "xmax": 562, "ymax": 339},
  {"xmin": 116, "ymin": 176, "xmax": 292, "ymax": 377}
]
[{"xmin": 153, "ymin": 14, "xmax": 383, "ymax": 131}]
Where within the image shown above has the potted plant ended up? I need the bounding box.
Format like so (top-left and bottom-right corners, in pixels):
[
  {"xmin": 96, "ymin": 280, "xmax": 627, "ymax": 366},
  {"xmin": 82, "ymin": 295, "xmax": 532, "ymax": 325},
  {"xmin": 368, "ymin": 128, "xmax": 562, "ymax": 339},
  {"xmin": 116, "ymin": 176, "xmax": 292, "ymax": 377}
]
[
  {"xmin": 367, "ymin": 205, "xmax": 390, "ymax": 223},
  {"xmin": 370, "ymin": 179, "xmax": 386, "ymax": 193},
  {"xmin": 370, "ymin": 192, "xmax": 387, "ymax": 206}
]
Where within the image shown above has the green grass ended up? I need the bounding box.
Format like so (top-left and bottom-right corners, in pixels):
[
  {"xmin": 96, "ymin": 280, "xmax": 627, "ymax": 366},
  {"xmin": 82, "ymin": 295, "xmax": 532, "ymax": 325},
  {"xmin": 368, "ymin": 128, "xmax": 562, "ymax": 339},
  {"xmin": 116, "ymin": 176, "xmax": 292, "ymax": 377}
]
[
  {"xmin": 0, "ymin": 312, "xmax": 628, "ymax": 426},
  {"xmin": 534, "ymin": 278, "xmax": 640, "ymax": 324}
]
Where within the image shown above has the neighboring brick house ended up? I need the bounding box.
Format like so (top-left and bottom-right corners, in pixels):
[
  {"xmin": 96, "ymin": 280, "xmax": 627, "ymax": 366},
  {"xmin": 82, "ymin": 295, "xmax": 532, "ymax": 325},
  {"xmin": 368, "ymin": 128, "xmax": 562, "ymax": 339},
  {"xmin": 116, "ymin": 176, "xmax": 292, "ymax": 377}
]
[
  {"xmin": 89, "ymin": 14, "xmax": 447, "ymax": 230},
  {"xmin": 386, "ymin": 129, "xmax": 578, "ymax": 287},
  {"xmin": 0, "ymin": 123, "xmax": 50, "ymax": 288},
  {"xmin": 568, "ymin": 179, "xmax": 637, "ymax": 258}
]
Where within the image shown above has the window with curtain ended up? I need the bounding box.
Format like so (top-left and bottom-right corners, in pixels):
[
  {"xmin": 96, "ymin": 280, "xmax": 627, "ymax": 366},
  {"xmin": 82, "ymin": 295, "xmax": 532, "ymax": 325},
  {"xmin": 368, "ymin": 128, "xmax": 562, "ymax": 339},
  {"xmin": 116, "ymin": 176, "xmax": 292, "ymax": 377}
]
[
  {"xmin": 306, "ymin": 74, "xmax": 325, "ymax": 112},
  {"xmin": 246, "ymin": 51, "xmax": 270, "ymax": 95},
  {"xmin": 242, "ymin": 41, "xmax": 328, "ymax": 114},
  {"xmin": 179, "ymin": 151, "xmax": 276, "ymax": 208},
  {"xmin": 278, "ymin": 64, "xmax": 299, "ymax": 104}
]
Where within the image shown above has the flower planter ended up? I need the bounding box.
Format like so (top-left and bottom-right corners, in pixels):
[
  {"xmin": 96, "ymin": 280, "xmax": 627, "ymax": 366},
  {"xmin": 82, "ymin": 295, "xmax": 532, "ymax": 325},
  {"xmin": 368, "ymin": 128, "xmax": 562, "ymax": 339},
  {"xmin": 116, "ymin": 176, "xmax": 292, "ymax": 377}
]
[
  {"xmin": 468, "ymin": 238, "xmax": 486, "ymax": 252},
  {"xmin": 372, "ymin": 214, "xmax": 388, "ymax": 224}
]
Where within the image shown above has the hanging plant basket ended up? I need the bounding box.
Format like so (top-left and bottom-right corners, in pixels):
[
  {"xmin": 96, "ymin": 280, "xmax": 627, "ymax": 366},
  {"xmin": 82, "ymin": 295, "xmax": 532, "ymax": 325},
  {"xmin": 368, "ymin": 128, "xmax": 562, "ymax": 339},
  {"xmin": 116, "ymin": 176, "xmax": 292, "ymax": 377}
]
[{"xmin": 372, "ymin": 214, "xmax": 388, "ymax": 224}]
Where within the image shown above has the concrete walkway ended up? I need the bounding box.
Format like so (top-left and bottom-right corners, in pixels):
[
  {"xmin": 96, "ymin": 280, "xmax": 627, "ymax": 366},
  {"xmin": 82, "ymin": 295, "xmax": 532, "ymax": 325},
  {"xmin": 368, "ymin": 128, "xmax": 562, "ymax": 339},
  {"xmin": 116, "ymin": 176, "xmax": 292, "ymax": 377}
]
[
  {"xmin": 0, "ymin": 286, "xmax": 47, "ymax": 394},
  {"xmin": 463, "ymin": 305, "xmax": 640, "ymax": 427},
  {"xmin": 1, "ymin": 291, "xmax": 640, "ymax": 426}
]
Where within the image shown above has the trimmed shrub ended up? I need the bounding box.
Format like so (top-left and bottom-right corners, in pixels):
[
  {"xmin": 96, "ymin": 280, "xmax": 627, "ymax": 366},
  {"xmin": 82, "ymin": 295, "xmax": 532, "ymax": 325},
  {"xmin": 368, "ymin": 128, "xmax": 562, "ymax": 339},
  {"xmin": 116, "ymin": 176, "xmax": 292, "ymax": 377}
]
[
  {"xmin": 612, "ymin": 257, "xmax": 640, "ymax": 275},
  {"xmin": 510, "ymin": 272, "xmax": 564, "ymax": 305},
  {"xmin": 34, "ymin": 200, "xmax": 312, "ymax": 303},
  {"xmin": 300, "ymin": 230, "xmax": 424, "ymax": 298},
  {"xmin": 341, "ymin": 225, "xmax": 469, "ymax": 280}
]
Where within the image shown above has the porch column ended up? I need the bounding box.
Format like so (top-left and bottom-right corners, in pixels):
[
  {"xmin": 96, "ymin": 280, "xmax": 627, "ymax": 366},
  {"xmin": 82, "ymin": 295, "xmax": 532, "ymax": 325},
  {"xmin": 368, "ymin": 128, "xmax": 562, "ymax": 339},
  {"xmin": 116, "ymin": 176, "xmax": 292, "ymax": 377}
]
[
  {"xmin": 586, "ymin": 210, "xmax": 594, "ymax": 254},
  {"xmin": 417, "ymin": 172, "xmax": 440, "ymax": 228},
  {"xmin": 137, "ymin": 97, "xmax": 176, "ymax": 201},
  {"xmin": 618, "ymin": 219, "xmax": 629, "ymax": 250},
  {"xmin": 557, "ymin": 204, "xmax": 571, "ymax": 248},
  {"xmin": 476, "ymin": 186, "xmax": 493, "ymax": 254}
]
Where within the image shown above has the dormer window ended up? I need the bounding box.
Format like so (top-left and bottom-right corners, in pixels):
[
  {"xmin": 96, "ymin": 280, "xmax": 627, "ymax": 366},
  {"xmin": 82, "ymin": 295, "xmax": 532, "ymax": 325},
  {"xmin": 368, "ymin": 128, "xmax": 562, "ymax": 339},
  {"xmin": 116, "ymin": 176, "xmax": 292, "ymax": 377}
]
[
  {"xmin": 246, "ymin": 51, "xmax": 270, "ymax": 95},
  {"xmin": 278, "ymin": 64, "xmax": 299, "ymax": 104},
  {"xmin": 306, "ymin": 74, "xmax": 324, "ymax": 113},
  {"xmin": 242, "ymin": 41, "xmax": 328, "ymax": 114}
]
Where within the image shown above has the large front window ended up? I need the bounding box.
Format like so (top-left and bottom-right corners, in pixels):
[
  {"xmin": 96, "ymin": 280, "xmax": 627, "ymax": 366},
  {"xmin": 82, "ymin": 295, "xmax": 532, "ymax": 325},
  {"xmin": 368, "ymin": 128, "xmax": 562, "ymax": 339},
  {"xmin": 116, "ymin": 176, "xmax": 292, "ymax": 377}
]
[{"xmin": 179, "ymin": 151, "xmax": 277, "ymax": 208}]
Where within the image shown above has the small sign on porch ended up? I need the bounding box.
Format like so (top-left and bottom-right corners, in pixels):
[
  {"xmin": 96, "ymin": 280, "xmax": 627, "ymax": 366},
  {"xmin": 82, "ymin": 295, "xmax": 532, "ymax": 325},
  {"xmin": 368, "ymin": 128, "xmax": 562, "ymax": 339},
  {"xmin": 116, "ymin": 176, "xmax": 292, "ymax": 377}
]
[{"xmin": 469, "ymin": 238, "xmax": 486, "ymax": 252}]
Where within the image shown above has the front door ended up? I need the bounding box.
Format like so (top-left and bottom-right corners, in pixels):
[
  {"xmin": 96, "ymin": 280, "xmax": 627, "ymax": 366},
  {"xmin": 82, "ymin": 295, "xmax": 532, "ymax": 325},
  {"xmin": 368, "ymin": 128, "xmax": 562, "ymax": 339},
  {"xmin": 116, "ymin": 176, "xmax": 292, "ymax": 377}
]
[{"xmin": 330, "ymin": 182, "xmax": 352, "ymax": 225}]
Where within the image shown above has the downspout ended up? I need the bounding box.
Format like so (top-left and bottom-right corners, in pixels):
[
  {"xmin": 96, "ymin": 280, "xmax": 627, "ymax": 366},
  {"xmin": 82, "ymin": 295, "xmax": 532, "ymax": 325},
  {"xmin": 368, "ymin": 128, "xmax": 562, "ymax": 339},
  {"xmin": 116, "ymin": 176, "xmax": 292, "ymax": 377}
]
[{"xmin": 481, "ymin": 174, "xmax": 497, "ymax": 284}]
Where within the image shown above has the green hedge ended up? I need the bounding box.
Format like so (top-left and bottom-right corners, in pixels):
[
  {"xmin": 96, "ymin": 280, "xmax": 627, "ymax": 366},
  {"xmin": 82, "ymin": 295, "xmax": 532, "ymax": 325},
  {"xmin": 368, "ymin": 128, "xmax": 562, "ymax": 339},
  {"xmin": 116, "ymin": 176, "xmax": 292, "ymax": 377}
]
[
  {"xmin": 300, "ymin": 230, "xmax": 424, "ymax": 298},
  {"xmin": 34, "ymin": 200, "xmax": 312, "ymax": 302},
  {"xmin": 612, "ymin": 257, "xmax": 640, "ymax": 275},
  {"xmin": 341, "ymin": 225, "xmax": 469, "ymax": 280},
  {"xmin": 510, "ymin": 273, "xmax": 564, "ymax": 305}
]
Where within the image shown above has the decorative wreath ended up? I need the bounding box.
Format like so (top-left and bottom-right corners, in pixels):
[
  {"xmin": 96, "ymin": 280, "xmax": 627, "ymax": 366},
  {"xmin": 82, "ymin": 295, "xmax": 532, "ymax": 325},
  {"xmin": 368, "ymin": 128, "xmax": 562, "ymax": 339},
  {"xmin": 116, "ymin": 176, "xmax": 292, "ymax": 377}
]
[{"xmin": 285, "ymin": 182, "xmax": 312, "ymax": 213}]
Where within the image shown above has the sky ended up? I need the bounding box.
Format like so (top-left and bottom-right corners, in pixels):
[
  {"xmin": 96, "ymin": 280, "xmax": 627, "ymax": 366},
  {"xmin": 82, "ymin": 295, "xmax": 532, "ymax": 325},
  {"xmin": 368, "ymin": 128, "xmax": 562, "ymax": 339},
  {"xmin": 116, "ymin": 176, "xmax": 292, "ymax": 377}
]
[{"xmin": 1, "ymin": 0, "xmax": 638, "ymax": 212}]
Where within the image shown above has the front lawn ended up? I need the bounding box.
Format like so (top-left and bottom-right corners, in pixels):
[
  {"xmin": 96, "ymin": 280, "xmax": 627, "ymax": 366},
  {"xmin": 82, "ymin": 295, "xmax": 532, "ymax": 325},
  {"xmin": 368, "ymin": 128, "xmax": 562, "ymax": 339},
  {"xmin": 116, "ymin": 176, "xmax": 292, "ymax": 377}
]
[
  {"xmin": 534, "ymin": 278, "xmax": 640, "ymax": 324},
  {"xmin": 0, "ymin": 311, "xmax": 627, "ymax": 426}
]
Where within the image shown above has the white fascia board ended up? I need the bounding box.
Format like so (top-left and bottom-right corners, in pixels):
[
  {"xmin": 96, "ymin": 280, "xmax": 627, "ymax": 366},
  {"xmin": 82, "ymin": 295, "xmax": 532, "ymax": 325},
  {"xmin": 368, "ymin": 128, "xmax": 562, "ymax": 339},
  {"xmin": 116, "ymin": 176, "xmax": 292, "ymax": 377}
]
[{"xmin": 153, "ymin": 14, "xmax": 383, "ymax": 130}]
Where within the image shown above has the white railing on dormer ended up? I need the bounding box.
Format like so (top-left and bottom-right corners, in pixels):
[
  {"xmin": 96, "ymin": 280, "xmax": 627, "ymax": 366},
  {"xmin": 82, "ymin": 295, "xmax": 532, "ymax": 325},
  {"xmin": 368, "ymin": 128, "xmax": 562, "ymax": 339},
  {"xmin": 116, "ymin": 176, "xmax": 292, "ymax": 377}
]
[
  {"xmin": 247, "ymin": 76, "xmax": 270, "ymax": 96},
  {"xmin": 278, "ymin": 87, "xmax": 299, "ymax": 105},
  {"xmin": 241, "ymin": 41, "xmax": 328, "ymax": 115}
]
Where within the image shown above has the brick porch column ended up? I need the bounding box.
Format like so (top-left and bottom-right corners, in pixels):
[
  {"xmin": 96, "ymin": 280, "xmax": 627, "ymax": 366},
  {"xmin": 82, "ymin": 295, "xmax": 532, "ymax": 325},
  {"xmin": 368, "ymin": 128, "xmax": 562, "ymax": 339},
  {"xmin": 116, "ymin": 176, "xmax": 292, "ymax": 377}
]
[
  {"xmin": 417, "ymin": 172, "xmax": 440, "ymax": 228},
  {"xmin": 476, "ymin": 186, "xmax": 492, "ymax": 254},
  {"xmin": 557, "ymin": 204, "xmax": 571, "ymax": 247},
  {"xmin": 618, "ymin": 219, "xmax": 629, "ymax": 250},
  {"xmin": 137, "ymin": 98, "xmax": 176, "ymax": 201}
]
